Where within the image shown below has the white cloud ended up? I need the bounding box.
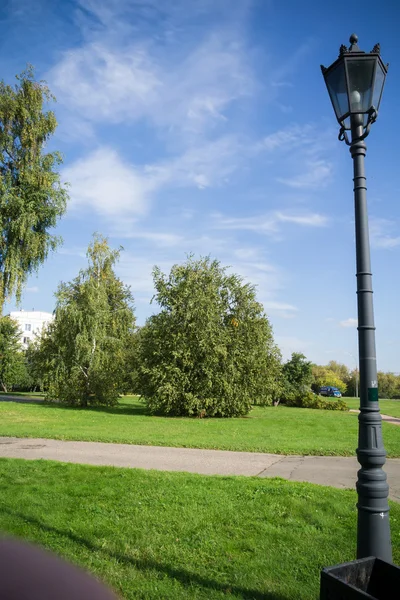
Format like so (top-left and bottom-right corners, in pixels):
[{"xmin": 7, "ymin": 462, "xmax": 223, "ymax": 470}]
[
  {"xmin": 62, "ymin": 147, "xmax": 153, "ymax": 219},
  {"xmin": 370, "ymin": 218, "xmax": 400, "ymax": 249},
  {"xmin": 274, "ymin": 212, "xmax": 328, "ymax": 226},
  {"xmin": 263, "ymin": 301, "xmax": 298, "ymax": 319},
  {"xmin": 25, "ymin": 286, "xmax": 39, "ymax": 293},
  {"xmin": 260, "ymin": 125, "xmax": 313, "ymax": 152},
  {"xmin": 214, "ymin": 210, "xmax": 329, "ymax": 235},
  {"xmin": 339, "ymin": 318, "xmax": 358, "ymax": 328},
  {"xmin": 118, "ymin": 231, "xmax": 183, "ymax": 246},
  {"xmin": 253, "ymin": 124, "xmax": 335, "ymax": 191},
  {"xmin": 49, "ymin": 43, "xmax": 161, "ymax": 124},
  {"xmin": 147, "ymin": 135, "xmax": 241, "ymax": 189},
  {"xmin": 48, "ymin": 33, "xmax": 252, "ymax": 140},
  {"xmin": 277, "ymin": 159, "xmax": 333, "ymax": 189}
]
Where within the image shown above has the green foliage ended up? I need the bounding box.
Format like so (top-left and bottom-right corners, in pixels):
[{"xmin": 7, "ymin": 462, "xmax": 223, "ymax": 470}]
[
  {"xmin": 282, "ymin": 352, "xmax": 313, "ymax": 390},
  {"xmin": 377, "ymin": 371, "xmax": 400, "ymax": 399},
  {"xmin": 311, "ymin": 365, "xmax": 347, "ymax": 395},
  {"xmin": 326, "ymin": 360, "xmax": 350, "ymax": 382},
  {"xmin": 286, "ymin": 390, "xmax": 348, "ymax": 411},
  {"xmin": 31, "ymin": 234, "xmax": 136, "ymax": 406},
  {"xmin": 343, "ymin": 368, "xmax": 359, "ymax": 397},
  {"xmin": 0, "ymin": 65, "xmax": 68, "ymax": 309},
  {"xmin": 137, "ymin": 255, "xmax": 282, "ymax": 417},
  {"xmin": 0, "ymin": 316, "xmax": 26, "ymax": 392}
]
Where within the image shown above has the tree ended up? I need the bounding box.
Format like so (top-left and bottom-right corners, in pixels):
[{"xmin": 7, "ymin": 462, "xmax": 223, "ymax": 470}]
[
  {"xmin": 377, "ymin": 371, "xmax": 400, "ymax": 399},
  {"xmin": 282, "ymin": 352, "xmax": 313, "ymax": 390},
  {"xmin": 311, "ymin": 365, "xmax": 347, "ymax": 395},
  {"xmin": 0, "ymin": 65, "xmax": 68, "ymax": 311},
  {"xmin": 326, "ymin": 360, "xmax": 350, "ymax": 383},
  {"xmin": 32, "ymin": 234, "xmax": 136, "ymax": 406},
  {"xmin": 137, "ymin": 255, "xmax": 282, "ymax": 417},
  {"xmin": 0, "ymin": 316, "xmax": 26, "ymax": 392}
]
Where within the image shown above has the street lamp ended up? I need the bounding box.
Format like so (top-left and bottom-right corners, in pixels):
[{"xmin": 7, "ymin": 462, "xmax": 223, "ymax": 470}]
[{"xmin": 321, "ymin": 35, "xmax": 391, "ymax": 562}]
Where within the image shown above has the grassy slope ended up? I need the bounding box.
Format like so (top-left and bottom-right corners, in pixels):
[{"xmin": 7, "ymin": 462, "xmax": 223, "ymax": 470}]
[
  {"xmin": 0, "ymin": 397, "xmax": 399, "ymax": 457},
  {"xmin": 344, "ymin": 397, "xmax": 400, "ymax": 418},
  {"xmin": 1, "ymin": 458, "xmax": 399, "ymax": 600}
]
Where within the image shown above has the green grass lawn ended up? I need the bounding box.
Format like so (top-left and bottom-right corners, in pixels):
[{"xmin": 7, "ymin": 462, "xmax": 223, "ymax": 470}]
[
  {"xmin": 0, "ymin": 396, "xmax": 399, "ymax": 457},
  {"xmin": 344, "ymin": 397, "xmax": 400, "ymax": 418},
  {"xmin": 1, "ymin": 459, "xmax": 399, "ymax": 599}
]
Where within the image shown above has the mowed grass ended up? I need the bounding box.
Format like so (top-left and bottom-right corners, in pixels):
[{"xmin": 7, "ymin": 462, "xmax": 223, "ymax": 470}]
[
  {"xmin": 344, "ymin": 397, "xmax": 400, "ymax": 418},
  {"xmin": 0, "ymin": 396, "xmax": 399, "ymax": 456},
  {"xmin": 1, "ymin": 459, "xmax": 400, "ymax": 600}
]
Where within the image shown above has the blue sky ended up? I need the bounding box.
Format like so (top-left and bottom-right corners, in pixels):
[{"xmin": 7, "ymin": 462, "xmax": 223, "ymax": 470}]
[{"xmin": 1, "ymin": 0, "xmax": 400, "ymax": 371}]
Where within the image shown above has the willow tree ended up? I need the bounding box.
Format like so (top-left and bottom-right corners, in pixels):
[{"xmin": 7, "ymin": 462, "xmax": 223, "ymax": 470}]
[
  {"xmin": 0, "ymin": 65, "xmax": 68, "ymax": 311},
  {"xmin": 32, "ymin": 234, "xmax": 136, "ymax": 406}
]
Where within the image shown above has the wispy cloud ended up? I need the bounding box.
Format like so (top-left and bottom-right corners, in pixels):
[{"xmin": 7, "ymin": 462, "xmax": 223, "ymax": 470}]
[
  {"xmin": 259, "ymin": 125, "xmax": 313, "ymax": 152},
  {"xmin": 62, "ymin": 137, "xmax": 242, "ymax": 226},
  {"xmin": 339, "ymin": 318, "xmax": 358, "ymax": 328},
  {"xmin": 277, "ymin": 159, "xmax": 332, "ymax": 189},
  {"xmin": 263, "ymin": 301, "xmax": 298, "ymax": 319},
  {"xmin": 370, "ymin": 218, "xmax": 400, "ymax": 249},
  {"xmin": 214, "ymin": 210, "xmax": 329, "ymax": 235},
  {"xmin": 118, "ymin": 231, "xmax": 184, "ymax": 246},
  {"xmin": 254, "ymin": 124, "xmax": 335, "ymax": 190},
  {"xmin": 48, "ymin": 33, "xmax": 252, "ymax": 141}
]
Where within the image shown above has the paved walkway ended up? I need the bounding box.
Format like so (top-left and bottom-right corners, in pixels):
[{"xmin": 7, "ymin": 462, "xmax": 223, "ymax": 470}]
[
  {"xmin": 0, "ymin": 436, "xmax": 399, "ymax": 502},
  {"xmin": 349, "ymin": 409, "xmax": 400, "ymax": 426}
]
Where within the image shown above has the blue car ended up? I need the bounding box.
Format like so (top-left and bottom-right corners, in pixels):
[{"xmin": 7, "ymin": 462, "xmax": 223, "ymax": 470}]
[{"xmin": 319, "ymin": 386, "xmax": 342, "ymax": 398}]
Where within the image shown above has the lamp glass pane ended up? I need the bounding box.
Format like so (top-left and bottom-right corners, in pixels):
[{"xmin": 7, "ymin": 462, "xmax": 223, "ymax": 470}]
[
  {"xmin": 347, "ymin": 58, "xmax": 375, "ymax": 113},
  {"xmin": 371, "ymin": 61, "xmax": 385, "ymax": 111},
  {"xmin": 325, "ymin": 62, "xmax": 349, "ymax": 121}
]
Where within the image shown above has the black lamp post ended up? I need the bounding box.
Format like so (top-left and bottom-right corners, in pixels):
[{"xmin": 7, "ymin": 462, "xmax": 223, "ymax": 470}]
[{"xmin": 321, "ymin": 35, "xmax": 392, "ymax": 562}]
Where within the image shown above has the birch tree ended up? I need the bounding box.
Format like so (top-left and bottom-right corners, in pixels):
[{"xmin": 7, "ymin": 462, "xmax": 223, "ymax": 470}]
[
  {"xmin": 0, "ymin": 65, "xmax": 68, "ymax": 310},
  {"xmin": 32, "ymin": 234, "xmax": 136, "ymax": 406}
]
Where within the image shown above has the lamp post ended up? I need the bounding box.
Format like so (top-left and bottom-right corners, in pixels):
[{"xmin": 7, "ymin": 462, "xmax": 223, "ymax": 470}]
[{"xmin": 321, "ymin": 35, "xmax": 392, "ymax": 562}]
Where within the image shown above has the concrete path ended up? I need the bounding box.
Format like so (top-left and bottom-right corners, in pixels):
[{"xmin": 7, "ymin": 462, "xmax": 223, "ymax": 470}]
[
  {"xmin": 349, "ymin": 409, "xmax": 400, "ymax": 426},
  {"xmin": 0, "ymin": 436, "xmax": 399, "ymax": 502}
]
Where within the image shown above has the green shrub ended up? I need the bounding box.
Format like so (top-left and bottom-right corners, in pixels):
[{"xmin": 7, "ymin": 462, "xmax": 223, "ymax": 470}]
[{"xmin": 283, "ymin": 390, "xmax": 348, "ymax": 411}]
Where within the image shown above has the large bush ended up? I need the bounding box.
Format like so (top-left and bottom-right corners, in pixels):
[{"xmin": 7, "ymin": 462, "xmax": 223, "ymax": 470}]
[
  {"xmin": 137, "ymin": 256, "xmax": 282, "ymax": 417},
  {"xmin": 285, "ymin": 390, "xmax": 348, "ymax": 411}
]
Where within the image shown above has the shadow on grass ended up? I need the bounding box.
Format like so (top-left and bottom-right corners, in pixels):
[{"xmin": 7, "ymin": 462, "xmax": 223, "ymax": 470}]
[
  {"xmin": 20, "ymin": 400, "xmax": 151, "ymax": 417},
  {"xmin": 0, "ymin": 506, "xmax": 291, "ymax": 600},
  {"xmin": 0, "ymin": 396, "xmax": 45, "ymax": 405}
]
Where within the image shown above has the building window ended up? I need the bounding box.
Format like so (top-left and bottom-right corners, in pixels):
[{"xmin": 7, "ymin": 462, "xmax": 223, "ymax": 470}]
[
  {"xmin": 25, "ymin": 324, "xmax": 31, "ymax": 331},
  {"xmin": 23, "ymin": 337, "xmax": 29, "ymax": 344}
]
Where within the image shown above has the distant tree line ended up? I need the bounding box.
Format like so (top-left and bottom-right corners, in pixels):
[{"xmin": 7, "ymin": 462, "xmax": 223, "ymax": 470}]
[{"xmin": 3, "ymin": 235, "xmax": 399, "ymax": 414}]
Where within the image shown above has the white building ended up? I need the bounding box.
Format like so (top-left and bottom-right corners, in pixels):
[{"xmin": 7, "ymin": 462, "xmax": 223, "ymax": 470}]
[{"xmin": 9, "ymin": 310, "xmax": 54, "ymax": 349}]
